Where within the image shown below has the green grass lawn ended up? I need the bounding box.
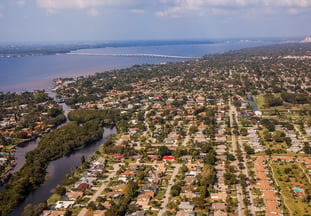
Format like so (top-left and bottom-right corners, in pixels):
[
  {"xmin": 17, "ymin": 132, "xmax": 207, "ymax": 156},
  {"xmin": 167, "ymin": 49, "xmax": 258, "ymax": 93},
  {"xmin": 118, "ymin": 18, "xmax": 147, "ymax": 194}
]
[
  {"xmin": 253, "ymin": 94, "xmax": 265, "ymax": 110},
  {"xmin": 155, "ymin": 188, "xmax": 166, "ymax": 200},
  {"xmin": 271, "ymin": 162, "xmax": 311, "ymax": 216},
  {"xmin": 253, "ymin": 94, "xmax": 298, "ymax": 111},
  {"xmin": 266, "ymin": 141, "xmax": 287, "ymax": 152},
  {"xmin": 47, "ymin": 193, "xmax": 61, "ymax": 205},
  {"xmin": 72, "ymin": 206, "xmax": 82, "ymax": 215}
]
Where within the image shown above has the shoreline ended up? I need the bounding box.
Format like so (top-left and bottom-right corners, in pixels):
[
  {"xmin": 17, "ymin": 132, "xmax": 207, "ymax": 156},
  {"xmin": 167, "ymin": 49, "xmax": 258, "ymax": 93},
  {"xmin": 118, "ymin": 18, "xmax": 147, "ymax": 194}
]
[
  {"xmin": 0, "ymin": 39, "xmax": 221, "ymax": 59},
  {"xmin": 0, "ymin": 40, "xmax": 280, "ymax": 93}
]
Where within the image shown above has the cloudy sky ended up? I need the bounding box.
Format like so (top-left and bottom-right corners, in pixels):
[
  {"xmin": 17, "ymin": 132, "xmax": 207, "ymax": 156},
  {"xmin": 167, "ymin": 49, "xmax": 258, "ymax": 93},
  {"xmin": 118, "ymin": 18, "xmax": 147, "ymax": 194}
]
[{"xmin": 0, "ymin": 0, "xmax": 310, "ymax": 42}]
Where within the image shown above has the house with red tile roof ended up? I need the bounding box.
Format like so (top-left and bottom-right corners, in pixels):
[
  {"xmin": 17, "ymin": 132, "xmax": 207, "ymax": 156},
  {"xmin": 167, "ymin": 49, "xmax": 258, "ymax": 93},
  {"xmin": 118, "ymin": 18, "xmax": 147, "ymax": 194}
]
[{"xmin": 163, "ymin": 155, "xmax": 175, "ymax": 160}]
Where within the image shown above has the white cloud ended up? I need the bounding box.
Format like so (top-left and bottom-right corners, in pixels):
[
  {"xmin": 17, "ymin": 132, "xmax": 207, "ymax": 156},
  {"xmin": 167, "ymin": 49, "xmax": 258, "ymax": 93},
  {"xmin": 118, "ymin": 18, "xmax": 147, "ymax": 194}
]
[
  {"xmin": 36, "ymin": 0, "xmax": 131, "ymax": 9},
  {"xmin": 156, "ymin": 0, "xmax": 204, "ymax": 17},
  {"xmin": 129, "ymin": 9, "xmax": 145, "ymax": 14},
  {"xmin": 35, "ymin": 0, "xmax": 311, "ymax": 17},
  {"xmin": 265, "ymin": 0, "xmax": 311, "ymax": 8},
  {"xmin": 156, "ymin": 0, "xmax": 311, "ymax": 17},
  {"xmin": 36, "ymin": 0, "xmax": 134, "ymax": 16}
]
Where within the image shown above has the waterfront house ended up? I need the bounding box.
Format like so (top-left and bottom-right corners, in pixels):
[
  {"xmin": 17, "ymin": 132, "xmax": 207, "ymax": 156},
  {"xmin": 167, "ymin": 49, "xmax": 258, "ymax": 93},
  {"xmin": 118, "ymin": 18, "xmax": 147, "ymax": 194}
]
[
  {"xmin": 65, "ymin": 191, "xmax": 83, "ymax": 201},
  {"xmin": 55, "ymin": 201, "xmax": 75, "ymax": 209}
]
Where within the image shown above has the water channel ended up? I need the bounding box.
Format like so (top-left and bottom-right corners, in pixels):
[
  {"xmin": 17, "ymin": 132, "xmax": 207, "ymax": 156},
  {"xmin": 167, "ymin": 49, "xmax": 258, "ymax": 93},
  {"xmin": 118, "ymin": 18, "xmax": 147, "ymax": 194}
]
[
  {"xmin": 247, "ymin": 94, "xmax": 259, "ymax": 111},
  {"xmin": 9, "ymin": 126, "xmax": 116, "ymax": 216},
  {"xmin": 4, "ymin": 95, "xmax": 117, "ymax": 215}
]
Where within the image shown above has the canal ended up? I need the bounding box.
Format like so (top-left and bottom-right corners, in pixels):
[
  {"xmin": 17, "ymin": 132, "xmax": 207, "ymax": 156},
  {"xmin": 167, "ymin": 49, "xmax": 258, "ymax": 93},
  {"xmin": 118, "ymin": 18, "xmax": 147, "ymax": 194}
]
[
  {"xmin": 5, "ymin": 92, "xmax": 117, "ymax": 215},
  {"xmin": 247, "ymin": 94, "xmax": 259, "ymax": 111},
  {"xmin": 8, "ymin": 97, "xmax": 72, "ymax": 175},
  {"xmin": 9, "ymin": 126, "xmax": 116, "ymax": 216}
]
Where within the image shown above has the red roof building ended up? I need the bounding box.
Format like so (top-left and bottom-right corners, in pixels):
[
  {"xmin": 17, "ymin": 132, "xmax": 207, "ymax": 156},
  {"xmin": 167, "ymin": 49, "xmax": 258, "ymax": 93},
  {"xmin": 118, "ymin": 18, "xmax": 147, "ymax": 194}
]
[
  {"xmin": 215, "ymin": 134, "xmax": 226, "ymax": 137},
  {"xmin": 163, "ymin": 156, "xmax": 175, "ymax": 160}
]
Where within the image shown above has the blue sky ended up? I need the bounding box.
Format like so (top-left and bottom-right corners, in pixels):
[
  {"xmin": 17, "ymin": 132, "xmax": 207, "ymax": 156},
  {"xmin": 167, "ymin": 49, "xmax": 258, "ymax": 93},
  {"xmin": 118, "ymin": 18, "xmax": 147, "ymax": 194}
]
[{"xmin": 0, "ymin": 0, "xmax": 310, "ymax": 42}]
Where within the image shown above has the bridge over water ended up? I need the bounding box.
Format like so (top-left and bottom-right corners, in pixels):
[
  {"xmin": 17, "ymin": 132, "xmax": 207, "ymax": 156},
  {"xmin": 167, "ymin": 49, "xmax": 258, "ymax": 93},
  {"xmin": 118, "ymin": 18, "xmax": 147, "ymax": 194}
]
[{"xmin": 67, "ymin": 52, "xmax": 198, "ymax": 59}]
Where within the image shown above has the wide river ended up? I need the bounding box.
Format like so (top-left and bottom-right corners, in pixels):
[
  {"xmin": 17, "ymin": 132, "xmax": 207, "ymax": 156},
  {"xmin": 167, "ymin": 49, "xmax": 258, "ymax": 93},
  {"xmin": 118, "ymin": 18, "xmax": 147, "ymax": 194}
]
[{"xmin": 0, "ymin": 41, "xmax": 277, "ymax": 92}]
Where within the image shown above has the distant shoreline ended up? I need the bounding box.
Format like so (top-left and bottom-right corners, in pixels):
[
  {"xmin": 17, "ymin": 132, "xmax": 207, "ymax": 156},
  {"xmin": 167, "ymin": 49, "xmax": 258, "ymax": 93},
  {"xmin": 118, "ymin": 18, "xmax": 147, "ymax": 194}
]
[
  {"xmin": 0, "ymin": 38, "xmax": 294, "ymax": 59},
  {"xmin": 0, "ymin": 40, "xmax": 284, "ymax": 93},
  {"xmin": 0, "ymin": 40, "xmax": 217, "ymax": 58}
]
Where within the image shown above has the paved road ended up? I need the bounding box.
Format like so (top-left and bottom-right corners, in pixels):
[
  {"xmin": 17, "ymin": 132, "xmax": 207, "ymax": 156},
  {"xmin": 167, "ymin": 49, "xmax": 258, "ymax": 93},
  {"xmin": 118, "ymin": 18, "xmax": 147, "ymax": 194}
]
[
  {"xmin": 138, "ymin": 111, "xmax": 151, "ymax": 150},
  {"xmin": 230, "ymin": 101, "xmax": 256, "ymax": 216},
  {"xmin": 182, "ymin": 124, "xmax": 192, "ymax": 147},
  {"xmin": 229, "ymin": 101, "xmax": 245, "ymax": 216},
  {"xmin": 158, "ymin": 163, "xmax": 181, "ymax": 216},
  {"xmin": 78, "ymin": 163, "xmax": 121, "ymax": 216}
]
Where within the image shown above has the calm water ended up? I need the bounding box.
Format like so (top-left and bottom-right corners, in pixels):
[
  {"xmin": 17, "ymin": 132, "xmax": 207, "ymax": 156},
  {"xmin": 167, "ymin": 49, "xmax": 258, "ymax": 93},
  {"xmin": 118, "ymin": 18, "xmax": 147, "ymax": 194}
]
[
  {"xmin": 9, "ymin": 126, "xmax": 117, "ymax": 216},
  {"xmin": 1, "ymin": 100, "xmax": 114, "ymax": 216},
  {"xmin": 10, "ymin": 100, "xmax": 71, "ymax": 175},
  {"xmin": 248, "ymin": 94, "xmax": 259, "ymax": 111},
  {"xmin": 0, "ymin": 41, "xmax": 275, "ymax": 92}
]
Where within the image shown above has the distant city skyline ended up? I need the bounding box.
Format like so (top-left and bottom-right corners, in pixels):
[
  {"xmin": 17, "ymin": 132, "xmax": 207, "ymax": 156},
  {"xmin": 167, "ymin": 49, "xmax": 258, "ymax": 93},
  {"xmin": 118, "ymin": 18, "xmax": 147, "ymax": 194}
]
[{"xmin": 0, "ymin": 0, "xmax": 310, "ymax": 42}]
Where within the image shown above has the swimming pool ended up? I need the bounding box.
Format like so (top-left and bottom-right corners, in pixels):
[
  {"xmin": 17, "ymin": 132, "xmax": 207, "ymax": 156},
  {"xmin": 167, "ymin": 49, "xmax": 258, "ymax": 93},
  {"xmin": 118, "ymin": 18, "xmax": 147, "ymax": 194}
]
[{"xmin": 294, "ymin": 188, "xmax": 301, "ymax": 193}]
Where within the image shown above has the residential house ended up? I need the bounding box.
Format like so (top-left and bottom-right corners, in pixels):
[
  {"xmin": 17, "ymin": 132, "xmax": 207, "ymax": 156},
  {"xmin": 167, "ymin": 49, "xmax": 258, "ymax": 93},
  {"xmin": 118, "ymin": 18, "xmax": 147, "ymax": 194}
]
[
  {"xmin": 41, "ymin": 210, "xmax": 66, "ymax": 216},
  {"xmin": 213, "ymin": 210, "xmax": 228, "ymax": 216},
  {"xmin": 178, "ymin": 202, "xmax": 195, "ymax": 211},
  {"xmin": 136, "ymin": 192, "xmax": 154, "ymax": 210},
  {"xmin": 211, "ymin": 203, "xmax": 226, "ymax": 211},
  {"xmin": 93, "ymin": 210, "xmax": 107, "ymax": 216},
  {"xmin": 65, "ymin": 191, "xmax": 83, "ymax": 201},
  {"xmin": 176, "ymin": 211, "xmax": 195, "ymax": 216},
  {"xmin": 210, "ymin": 192, "xmax": 227, "ymax": 201},
  {"xmin": 55, "ymin": 201, "xmax": 75, "ymax": 209}
]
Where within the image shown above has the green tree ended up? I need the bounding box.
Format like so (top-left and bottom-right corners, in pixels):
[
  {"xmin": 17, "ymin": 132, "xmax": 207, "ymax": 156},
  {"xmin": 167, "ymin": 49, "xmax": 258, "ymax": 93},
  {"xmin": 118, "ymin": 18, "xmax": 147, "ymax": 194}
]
[
  {"xmin": 273, "ymin": 130, "xmax": 286, "ymax": 142},
  {"xmin": 303, "ymin": 142, "xmax": 311, "ymax": 154},
  {"xmin": 244, "ymin": 145, "xmax": 255, "ymax": 154},
  {"xmin": 180, "ymin": 164, "xmax": 189, "ymax": 174},
  {"xmin": 170, "ymin": 184, "xmax": 181, "ymax": 197},
  {"xmin": 87, "ymin": 201, "xmax": 97, "ymax": 210},
  {"xmin": 189, "ymin": 125, "xmax": 198, "ymax": 134},
  {"xmin": 158, "ymin": 146, "xmax": 171, "ymax": 157},
  {"xmin": 240, "ymin": 128, "xmax": 248, "ymax": 136},
  {"xmin": 56, "ymin": 186, "xmax": 66, "ymax": 196},
  {"xmin": 263, "ymin": 130, "xmax": 272, "ymax": 141}
]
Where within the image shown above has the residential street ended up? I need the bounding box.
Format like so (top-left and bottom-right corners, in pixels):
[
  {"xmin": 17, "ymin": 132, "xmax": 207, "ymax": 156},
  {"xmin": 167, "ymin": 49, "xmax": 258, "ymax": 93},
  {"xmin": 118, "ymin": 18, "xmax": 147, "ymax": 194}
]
[
  {"xmin": 182, "ymin": 124, "xmax": 192, "ymax": 146},
  {"xmin": 229, "ymin": 101, "xmax": 245, "ymax": 216},
  {"xmin": 78, "ymin": 163, "xmax": 121, "ymax": 216},
  {"xmin": 158, "ymin": 163, "xmax": 181, "ymax": 216},
  {"xmin": 230, "ymin": 101, "xmax": 256, "ymax": 216}
]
